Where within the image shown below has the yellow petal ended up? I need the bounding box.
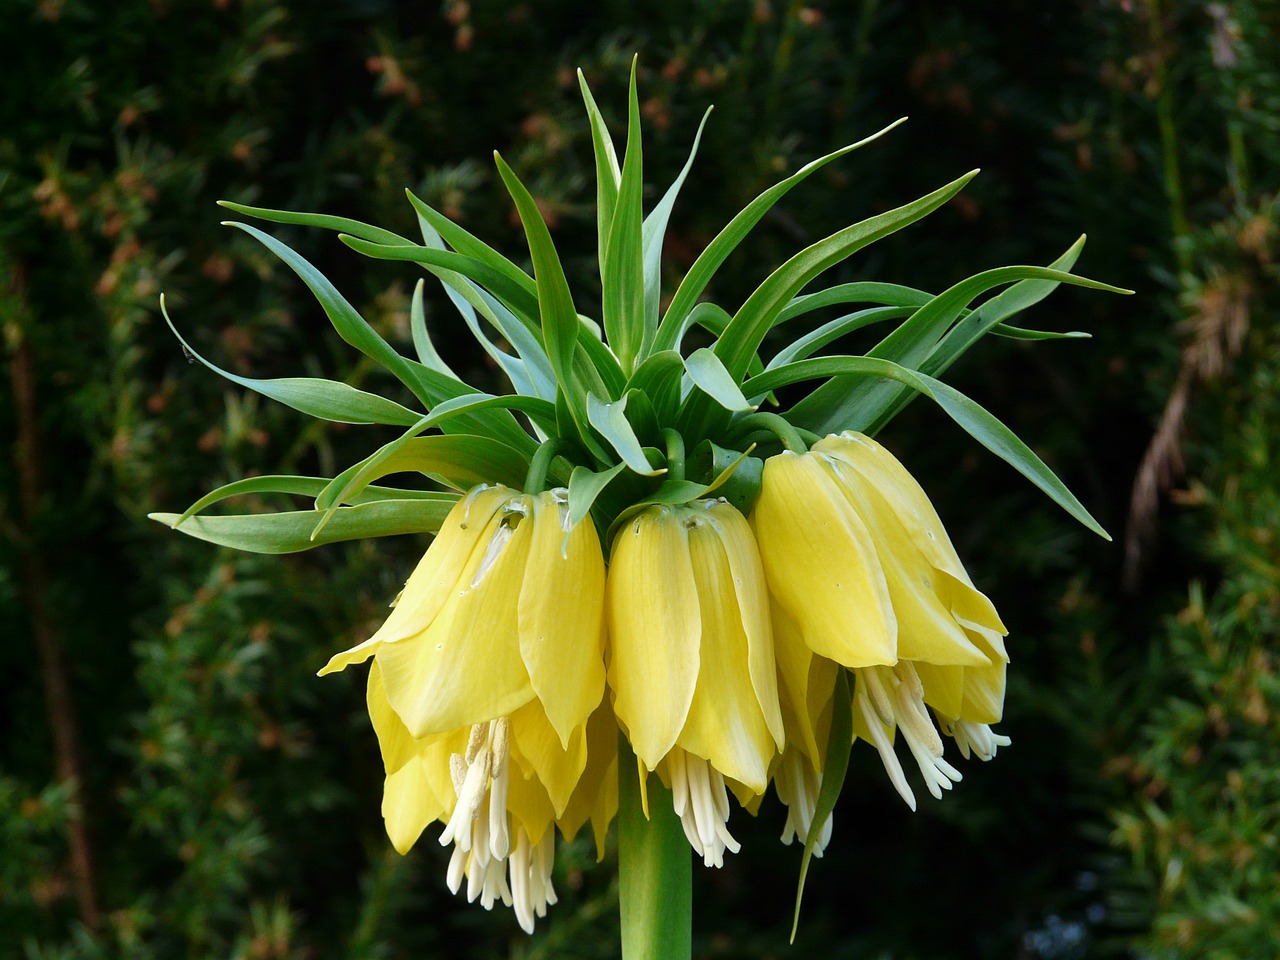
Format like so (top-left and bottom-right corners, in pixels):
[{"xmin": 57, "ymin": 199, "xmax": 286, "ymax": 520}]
[
  {"xmin": 705, "ymin": 502, "xmax": 785, "ymax": 752},
  {"xmin": 678, "ymin": 509, "xmax": 780, "ymax": 793},
  {"xmin": 606, "ymin": 506, "xmax": 700, "ymax": 771},
  {"xmin": 825, "ymin": 456, "xmax": 989, "ymax": 667},
  {"xmin": 509, "ymin": 698, "xmax": 588, "ymax": 819},
  {"xmin": 914, "ymin": 662, "xmax": 966, "ymax": 720},
  {"xmin": 367, "ymin": 662, "xmax": 426, "ymax": 775},
  {"xmin": 381, "ymin": 756, "xmax": 446, "ymax": 854},
  {"xmin": 376, "ymin": 503, "xmax": 535, "ymax": 737},
  {"xmin": 317, "ymin": 486, "xmax": 509, "ymax": 676},
  {"xmin": 959, "ymin": 623, "xmax": 1008, "ymax": 723},
  {"xmin": 506, "ymin": 762, "xmax": 557, "ymax": 845},
  {"xmin": 557, "ymin": 702, "xmax": 619, "ymax": 861},
  {"xmin": 751, "ymin": 451, "xmax": 897, "ymax": 667},
  {"xmin": 518, "ymin": 491, "xmax": 607, "ymax": 748}
]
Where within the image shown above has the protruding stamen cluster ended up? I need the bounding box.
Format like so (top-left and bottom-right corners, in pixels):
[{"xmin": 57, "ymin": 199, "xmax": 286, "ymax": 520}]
[
  {"xmin": 667, "ymin": 749, "xmax": 741, "ymax": 868},
  {"xmin": 440, "ymin": 718, "xmax": 525, "ymax": 915},
  {"xmin": 942, "ymin": 719, "xmax": 1011, "ymax": 761},
  {"xmin": 856, "ymin": 663, "xmax": 964, "ymax": 810},
  {"xmin": 775, "ymin": 748, "xmax": 833, "ymax": 857}
]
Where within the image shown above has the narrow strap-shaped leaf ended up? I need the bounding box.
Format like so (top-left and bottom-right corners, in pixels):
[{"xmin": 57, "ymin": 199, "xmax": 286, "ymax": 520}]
[
  {"xmin": 415, "ymin": 217, "xmax": 539, "ymax": 397},
  {"xmin": 224, "ymin": 216, "xmax": 533, "ymax": 450},
  {"xmin": 640, "ymin": 107, "xmax": 711, "ymax": 358},
  {"xmin": 767, "ymin": 305, "xmax": 911, "ymax": 370},
  {"xmin": 578, "ymin": 69, "xmax": 622, "ymax": 280},
  {"xmin": 409, "ymin": 280, "xmax": 461, "ymax": 378},
  {"xmin": 748, "ymin": 355, "xmax": 1111, "ymax": 538},
  {"xmin": 791, "ymin": 670, "xmax": 852, "ymax": 942},
  {"xmin": 149, "ymin": 497, "xmax": 458, "ymax": 555},
  {"xmin": 653, "ymin": 117, "xmax": 907, "ymax": 353},
  {"xmin": 337, "ymin": 235, "xmax": 541, "ymax": 323},
  {"xmin": 714, "ymin": 169, "xmax": 980, "ymax": 381},
  {"xmin": 161, "ymin": 297, "xmax": 421, "ymax": 426},
  {"xmin": 217, "ymin": 200, "xmax": 411, "ymax": 246},
  {"xmin": 991, "ymin": 323, "xmax": 1090, "ymax": 341},
  {"xmin": 684, "ymin": 348, "xmax": 756, "ymax": 412},
  {"xmin": 404, "ymin": 189, "xmax": 538, "ymax": 299},
  {"xmin": 791, "ymin": 260, "xmax": 1128, "ymax": 436},
  {"xmin": 175, "ymin": 475, "xmax": 450, "ymax": 527},
  {"xmin": 316, "ymin": 397, "xmax": 546, "ymax": 515},
  {"xmin": 400, "ymin": 359, "xmax": 539, "ymax": 452},
  {"xmin": 587, "ymin": 393, "xmax": 663, "ymax": 477},
  {"xmin": 774, "ymin": 281, "xmax": 934, "ymax": 325},
  {"xmin": 602, "ymin": 59, "xmax": 646, "ymax": 374},
  {"xmin": 224, "ymin": 222, "xmax": 438, "ymax": 407}
]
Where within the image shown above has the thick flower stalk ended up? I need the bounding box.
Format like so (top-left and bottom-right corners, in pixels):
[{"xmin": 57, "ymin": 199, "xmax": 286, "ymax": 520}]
[{"xmin": 154, "ymin": 61, "xmax": 1123, "ymax": 954}]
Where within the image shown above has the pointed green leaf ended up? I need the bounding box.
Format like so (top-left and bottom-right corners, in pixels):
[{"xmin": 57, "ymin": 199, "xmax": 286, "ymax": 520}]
[
  {"xmin": 337, "ymin": 234, "xmax": 541, "ymax": 323},
  {"xmin": 578, "ymin": 69, "xmax": 622, "ymax": 279},
  {"xmin": 748, "ymin": 355, "xmax": 1111, "ymax": 539},
  {"xmin": 567, "ymin": 462, "xmax": 629, "ymax": 532},
  {"xmin": 150, "ymin": 497, "xmax": 458, "ymax": 554},
  {"xmin": 767, "ymin": 305, "xmax": 911, "ymax": 370},
  {"xmin": 774, "ymin": 281, "xmax": 934, "ymax": 325},
  {"xmin": 715, "ymin": 169, "xmax": 981, "ymax": 382},
  {"xmin": 991, "ymin": 323, "xmax": 1091, "ymax": 341},
  {"xmin": 653, "ymin": 117, "xmax": 907, "ymax": 353},
  {"xmin": 586, "ymin": 393, "xmax": 663, "ymax": 476},
  {"xmin": 174, "ymin": 474, "xmax": 448, "ymax": 527},
  {"xmin": 641, "ymin": 107, "xmax": 711, "ymax": 358},
  {"xmin": 601, "ymin": 59, "xmax": 645, "ymax": 373},
  {"xmin": 404, "ymin": 189, "xmax": 538, "ymax": 299},
  {"xmin": 792, "ymin": 670, "xmax": 852, "ymax": 941},
  {"xmin": 409, "ymin": 280, "xmax": 460, "ymax": 378},
  {"xmin": 218, "ymin": 200, "xmax": 410, "ymax": 246},
  {"xmin": 161, "ymin": 297, "xmax": 421, "ymax": 426},
  {"xmin": 683, "ymin": 348, "xmax": 755, "ymax": 413}
]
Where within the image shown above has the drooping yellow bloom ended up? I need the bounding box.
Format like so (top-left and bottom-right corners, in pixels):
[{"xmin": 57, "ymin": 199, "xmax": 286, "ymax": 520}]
[
  {"xmin": 606, "ymin": 499, "xmax": 785, "ymax": 866},
  {"xmin": 321, "ymin": 484, "xmax": 606, "ymax": 746},
  {"xmin": 320, "ymin": 484, "xmax": 611, "ymax": 930},
  {"xmin": 752, "ymin": 432, "xmax": 1010, "ymax": 815}
]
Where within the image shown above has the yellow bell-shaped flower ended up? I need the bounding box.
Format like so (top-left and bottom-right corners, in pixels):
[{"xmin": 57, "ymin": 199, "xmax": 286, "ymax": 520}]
[
  {"xmin": 753, "ymin": 432, "xmax": 1010, "ymax": 812},
  {"xmin": 320, "ymin": 484, "xmax": 607, "ymax": 749},
  {"xmin": 606, "ymin": 499, "xmax": 785, "ymax": 866}
]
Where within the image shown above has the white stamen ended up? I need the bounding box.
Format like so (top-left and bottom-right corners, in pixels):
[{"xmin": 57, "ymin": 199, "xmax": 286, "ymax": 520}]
[
  {"xmin": 947, "ymin": 720, "xmax": 1010, "ymax": 761},
  {"xmin": 666, "ymin": 750, "xmax": 740, "ymax": 868},
  {"xmin": 508, "ymin": 826, "xmax": 557, "ymax": 934},
  {"xmin": 857, "ymin": 687, "xmax": 917, "ymax": 810},
  {"xmin": 775, "ymin": 749, "xmax": 834, "ymax": 857},
  {"xmin": 488, "ymin": 719, "xmax": 511, "ymax": 860}
]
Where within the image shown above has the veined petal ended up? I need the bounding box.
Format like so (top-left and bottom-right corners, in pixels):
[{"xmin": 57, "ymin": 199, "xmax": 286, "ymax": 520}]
[
  {"xmin": 751, "ymin": 451, "xmax": 896, "ymax": 667},
  {"xmin": 607, "ymin": 506, "xmax": 700, "ymax": 771},
  {"xmin": 518, "ymin": 490, "xmax": 607, "ymax": 748},
  {"xmin": 959, "ymin": 622, "xmax": 1008, "ymax": 723},
  {"xmin": 318, "ymin": 486, "xmax": 509, "ymax": 676},
  {"xmin": 913, "ymin": 662, "xmax": 966, "ymax": 720},
  {"xmin": 704, "ymin": 502, "xmax": 785, "ymax": 752},
  {"xmin": 678, "ymin": 508, "xmax": 780, "ymax": 793},
  {"xmin": 824, "ymin": 455, "xmax": 989, "ymax": 668},
  {"xmin": 377, "ymin": 503, "xmax": 536, "ymax": 737},
  {"xmin": 509, "ymin": 698, "xmax": 588, "ymax": 819},
  {"xmin": 382, "ymin": 756, "xmax": 448, "ymax": 855}
]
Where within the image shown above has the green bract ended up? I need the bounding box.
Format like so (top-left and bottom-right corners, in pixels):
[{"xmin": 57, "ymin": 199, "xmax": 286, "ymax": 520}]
[{"xmin": 151, "ymin": 62, "xmax": 1125, "ymax": 554}]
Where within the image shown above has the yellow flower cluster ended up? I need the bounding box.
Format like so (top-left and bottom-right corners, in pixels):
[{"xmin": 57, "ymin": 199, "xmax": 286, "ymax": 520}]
[{"xmin": 320, "ymin": 432, "xmax": 1009, "ymax": 930}]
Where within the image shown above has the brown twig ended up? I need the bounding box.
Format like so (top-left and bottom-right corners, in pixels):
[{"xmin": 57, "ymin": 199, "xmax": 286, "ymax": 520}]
[{"xmin": 4, "ymin": 256, "xmax": 102, "ymax": 932}]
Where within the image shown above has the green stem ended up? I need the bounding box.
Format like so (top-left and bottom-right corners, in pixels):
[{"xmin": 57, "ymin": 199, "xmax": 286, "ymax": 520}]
[
  {"xmin": 730, "ymin": 411, "xmax": 811, "ymax": 452},
  {"xmin": 662, "ymin": 428, "xmax": 686, "ymax": 483},
  {"xmin": 523, "ymin": 437, "xmax": 572, "ymax": 494},
  {"xmin": 618, "ymin": 737, "xmax": 691, "ymax": 960}
]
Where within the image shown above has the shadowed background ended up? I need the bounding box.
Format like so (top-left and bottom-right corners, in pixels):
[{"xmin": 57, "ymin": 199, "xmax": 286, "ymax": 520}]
[{"xmin": 2, "ymin": 2, "xmax": 1277, "ymax": 958}]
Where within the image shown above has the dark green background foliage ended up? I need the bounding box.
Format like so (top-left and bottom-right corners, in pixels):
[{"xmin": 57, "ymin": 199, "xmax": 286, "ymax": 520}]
[{"xmin": 2, "ymin": 1, "xmax": 1276, "ymax": 957}]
